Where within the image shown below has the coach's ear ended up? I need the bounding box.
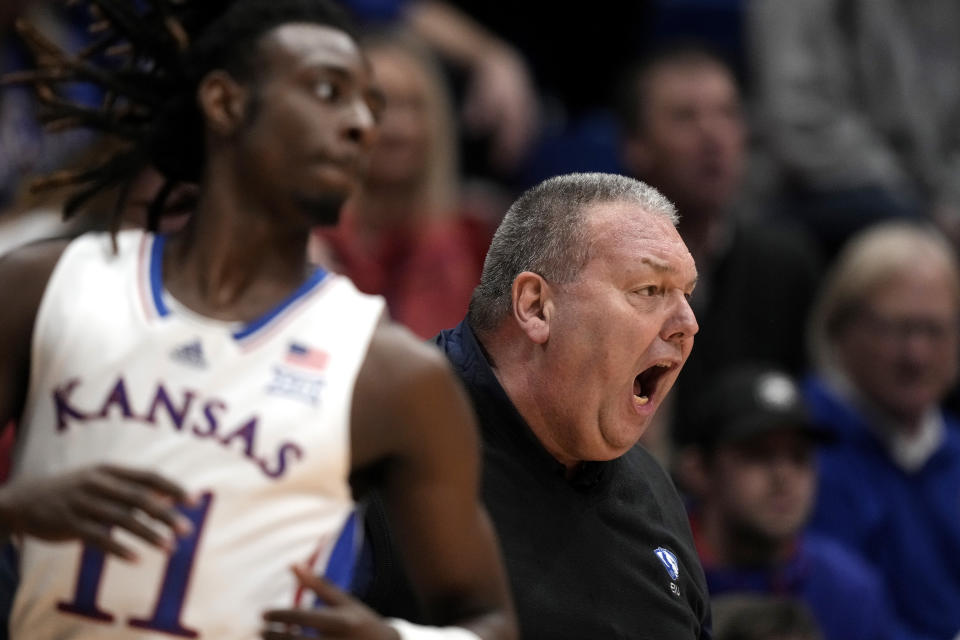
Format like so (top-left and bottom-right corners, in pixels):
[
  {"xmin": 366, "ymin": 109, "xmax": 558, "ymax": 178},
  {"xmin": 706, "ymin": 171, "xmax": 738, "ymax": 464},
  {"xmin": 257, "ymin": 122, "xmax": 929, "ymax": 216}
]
[
  {"xmin": 197, "ymin": 70, "xmax": 249, "ymax": 137},
  {"xmin": 512, "ymin": 271, "xmax": 552, "ymax": 344}
]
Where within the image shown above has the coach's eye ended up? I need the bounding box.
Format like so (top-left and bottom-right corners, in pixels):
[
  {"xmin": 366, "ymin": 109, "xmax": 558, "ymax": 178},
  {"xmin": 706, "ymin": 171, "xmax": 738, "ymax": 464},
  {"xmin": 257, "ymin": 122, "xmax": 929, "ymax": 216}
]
[{"xmin": 635, "ymin": 286, "xmax": 660, "ymax": 297}]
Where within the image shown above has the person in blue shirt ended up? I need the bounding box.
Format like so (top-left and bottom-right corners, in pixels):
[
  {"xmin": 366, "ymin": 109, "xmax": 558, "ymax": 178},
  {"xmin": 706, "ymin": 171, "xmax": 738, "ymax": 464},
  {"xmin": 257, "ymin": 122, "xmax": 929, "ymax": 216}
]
[
  {"xmin": 711, "ymin": 594, "xmax": 823, "ymax": 640},
  {"xmin": 681, "ymin": 364, "xmax": 914, "ymax": 640},
  {"xmin": 804, "ymin": 222, "xmax": 960, "ymax": 640}
]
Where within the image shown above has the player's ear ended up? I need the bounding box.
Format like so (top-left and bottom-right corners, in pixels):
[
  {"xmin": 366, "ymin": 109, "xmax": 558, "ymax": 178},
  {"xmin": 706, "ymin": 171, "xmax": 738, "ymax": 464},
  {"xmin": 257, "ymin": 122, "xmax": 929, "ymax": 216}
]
[
  {"xmin": 511, "ymin": 271, "xmax": 552, "ymax": 344},
  {"xmin": 197, "ymin": 70, "xmax": 249, "ymax": 137}
]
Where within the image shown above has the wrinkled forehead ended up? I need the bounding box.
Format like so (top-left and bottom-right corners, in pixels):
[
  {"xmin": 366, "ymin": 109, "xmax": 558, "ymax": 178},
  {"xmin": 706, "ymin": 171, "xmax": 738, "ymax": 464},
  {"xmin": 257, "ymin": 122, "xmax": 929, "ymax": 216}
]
[{"xmin": 586, "ymin": 201, "xmax": 696, "ymax": 274}]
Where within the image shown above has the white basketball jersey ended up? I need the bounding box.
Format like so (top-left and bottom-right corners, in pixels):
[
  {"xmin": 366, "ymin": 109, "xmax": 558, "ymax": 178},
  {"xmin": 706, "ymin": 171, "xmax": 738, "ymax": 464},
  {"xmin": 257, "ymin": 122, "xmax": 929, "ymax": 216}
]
[{"xmin": 10, "ymin": 230, "xmax": 385, "ymax": 639}]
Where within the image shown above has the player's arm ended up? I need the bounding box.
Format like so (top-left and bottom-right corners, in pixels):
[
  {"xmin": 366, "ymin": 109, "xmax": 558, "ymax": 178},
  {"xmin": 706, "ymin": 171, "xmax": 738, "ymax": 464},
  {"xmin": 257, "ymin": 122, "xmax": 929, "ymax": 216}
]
[
  {"xmin": 356, "ymin": 324, "xmax": 516, "ymax": 639},
  {"xmin": 0, "ymin": 239, "xmax": 192, "ymax": 558},
  {"xmin": 263, "ymin": 322, "xmax": 517, "ymax": 640}
]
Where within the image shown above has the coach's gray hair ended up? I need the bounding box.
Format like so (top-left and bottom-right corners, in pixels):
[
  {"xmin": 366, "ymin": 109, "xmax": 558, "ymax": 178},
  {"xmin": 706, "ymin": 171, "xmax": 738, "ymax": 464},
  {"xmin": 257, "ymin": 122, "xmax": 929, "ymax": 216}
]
[{"xmin": 468, "ymin": 172, "xmax": 678, "ymax": 334}]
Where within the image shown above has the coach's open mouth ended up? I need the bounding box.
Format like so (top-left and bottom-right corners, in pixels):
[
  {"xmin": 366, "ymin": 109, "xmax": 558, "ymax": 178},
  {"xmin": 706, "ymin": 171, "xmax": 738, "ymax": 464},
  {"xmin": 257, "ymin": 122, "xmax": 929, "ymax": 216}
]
[{"xmin": 633, "ymin": 362, "xmax": 673, "ymax": 406}]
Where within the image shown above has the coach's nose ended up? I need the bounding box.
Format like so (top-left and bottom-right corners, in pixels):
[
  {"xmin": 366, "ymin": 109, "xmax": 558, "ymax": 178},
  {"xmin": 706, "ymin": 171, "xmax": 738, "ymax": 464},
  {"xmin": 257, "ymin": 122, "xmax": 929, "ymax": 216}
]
[{"xmin": 661, "ymin": 290, "xmax": 699, "ymax": 344}]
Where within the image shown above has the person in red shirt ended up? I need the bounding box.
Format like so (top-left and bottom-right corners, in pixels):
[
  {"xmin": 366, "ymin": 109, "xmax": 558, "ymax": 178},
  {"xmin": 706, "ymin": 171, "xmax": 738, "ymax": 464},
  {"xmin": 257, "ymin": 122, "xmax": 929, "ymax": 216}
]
[{"xmin": 311, "ymin": 30, "xmax": 493, "ymax": 338}]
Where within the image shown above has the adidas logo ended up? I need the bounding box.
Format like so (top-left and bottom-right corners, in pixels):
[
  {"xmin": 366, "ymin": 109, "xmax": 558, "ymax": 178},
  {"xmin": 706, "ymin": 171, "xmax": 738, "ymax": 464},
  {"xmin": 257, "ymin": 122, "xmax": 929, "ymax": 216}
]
[{"xmin": 171, "ymin": 340, "xmax": 207, "ymax": 368}]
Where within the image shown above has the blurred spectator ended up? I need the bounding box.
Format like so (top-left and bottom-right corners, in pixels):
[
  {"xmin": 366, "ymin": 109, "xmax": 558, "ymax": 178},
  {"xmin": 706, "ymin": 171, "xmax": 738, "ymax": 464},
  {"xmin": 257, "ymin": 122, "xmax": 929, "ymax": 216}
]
[
  {"xmin": 712, "ymin": 595, "xmax": 823, "ymax": 640},
  {"xmin": 402, "ymin": 1, "xmax": 540, "ymax": 177},
  {"xmin": 617, "ymin": 44, "xmax": 822, "ymax": 459},
  {"xmin": 683, "ymin": 365, "xmax": 905, "ymax": 640},
  {"xmin": 336, "ymin": 0, "xmax": 540, "ymax": 181},
  {"xmin": 310, "ymin": 30, "xmax": 491, "ymax": 338},
  {"xmin": 805, "ymin": 222, "xmax": 960, "ymax": 639},
  {"xmin": 408, "ymin": 1, "xmax": 654, "ymax": 187},
  {"xmin": 0, "ymin": 1, "xmax": 97, "ymax": 209},
  {"xmin": 747, "ymin": 0, "xmax": 960, "ymax": 257}
]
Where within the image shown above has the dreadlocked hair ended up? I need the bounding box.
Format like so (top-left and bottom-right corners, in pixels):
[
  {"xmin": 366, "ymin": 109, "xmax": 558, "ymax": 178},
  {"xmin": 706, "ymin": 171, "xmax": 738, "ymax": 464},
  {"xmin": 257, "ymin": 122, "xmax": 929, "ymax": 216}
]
[{"xmin": 2, "ymin": 0, "xmax": 357, "ymax": 233}]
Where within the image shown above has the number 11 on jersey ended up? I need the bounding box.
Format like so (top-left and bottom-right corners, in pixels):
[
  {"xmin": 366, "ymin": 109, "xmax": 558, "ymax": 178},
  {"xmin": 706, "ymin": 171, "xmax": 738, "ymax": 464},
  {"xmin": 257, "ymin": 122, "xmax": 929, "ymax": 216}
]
[{"xmin": 57, "ymin": 492, "xmax": 214, "ymax": 638}]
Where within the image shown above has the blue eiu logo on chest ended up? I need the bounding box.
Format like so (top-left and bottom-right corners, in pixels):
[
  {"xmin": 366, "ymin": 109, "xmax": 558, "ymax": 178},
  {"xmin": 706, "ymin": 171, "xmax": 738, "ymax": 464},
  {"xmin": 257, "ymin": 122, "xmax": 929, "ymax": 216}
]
[{"xmin": 655, "ymin": 546, "xmax": 680, "ymax": 581}]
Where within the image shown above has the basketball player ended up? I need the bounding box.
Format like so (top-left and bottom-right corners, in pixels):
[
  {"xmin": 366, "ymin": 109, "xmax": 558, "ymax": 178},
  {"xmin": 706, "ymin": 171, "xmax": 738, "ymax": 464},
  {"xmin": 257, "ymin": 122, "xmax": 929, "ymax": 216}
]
[{"xmin": 0, "ymin": 1, "xmax": 516, "ymax": 638}]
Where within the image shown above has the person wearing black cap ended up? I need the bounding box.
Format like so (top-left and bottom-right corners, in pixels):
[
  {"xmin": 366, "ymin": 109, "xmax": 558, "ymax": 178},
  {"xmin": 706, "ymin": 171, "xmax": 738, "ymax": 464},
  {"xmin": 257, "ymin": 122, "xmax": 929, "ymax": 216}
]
[{"xmin": 681, "ymin": 365, "xmax": 912, "ymax": 640}]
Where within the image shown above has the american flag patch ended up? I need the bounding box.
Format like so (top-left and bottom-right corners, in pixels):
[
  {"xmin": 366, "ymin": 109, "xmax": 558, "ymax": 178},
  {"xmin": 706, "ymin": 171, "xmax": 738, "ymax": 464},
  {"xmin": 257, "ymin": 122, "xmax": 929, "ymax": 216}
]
[{"xmin": 285, "ymin": 343, "xmax": 329, "ymax": 371}]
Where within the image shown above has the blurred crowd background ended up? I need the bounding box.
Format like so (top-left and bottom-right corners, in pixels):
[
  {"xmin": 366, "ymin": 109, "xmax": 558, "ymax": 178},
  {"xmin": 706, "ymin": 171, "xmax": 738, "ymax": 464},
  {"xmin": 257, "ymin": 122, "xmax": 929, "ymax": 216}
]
[{"xmin": 3, "ymin": 1, "xmax": 960, "ymax": 638}]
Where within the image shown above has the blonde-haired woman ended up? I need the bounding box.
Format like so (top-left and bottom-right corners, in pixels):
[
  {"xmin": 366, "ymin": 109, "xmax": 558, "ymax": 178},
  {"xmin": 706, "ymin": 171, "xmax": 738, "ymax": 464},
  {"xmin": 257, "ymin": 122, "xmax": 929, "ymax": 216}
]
[{"xmin": 311, "ymin": 29, "xmax": 493, "ymax": 338}]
